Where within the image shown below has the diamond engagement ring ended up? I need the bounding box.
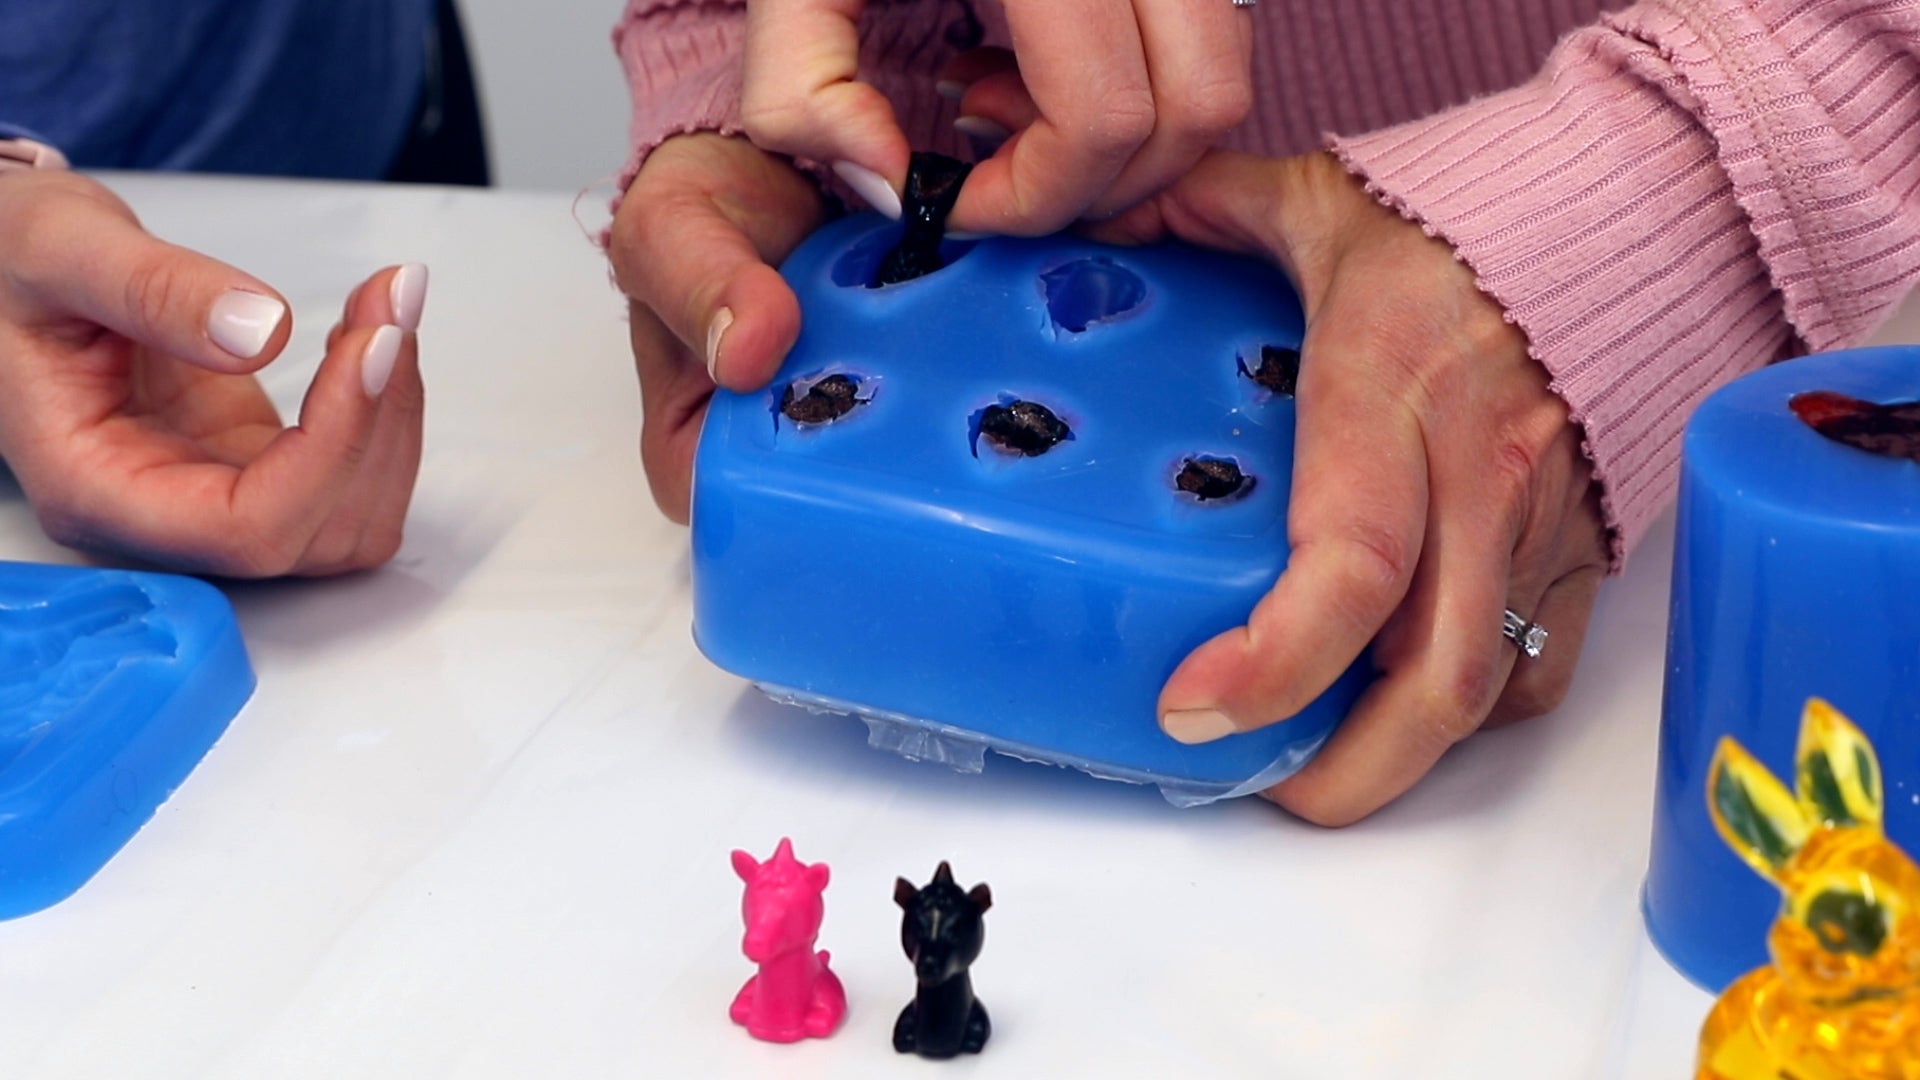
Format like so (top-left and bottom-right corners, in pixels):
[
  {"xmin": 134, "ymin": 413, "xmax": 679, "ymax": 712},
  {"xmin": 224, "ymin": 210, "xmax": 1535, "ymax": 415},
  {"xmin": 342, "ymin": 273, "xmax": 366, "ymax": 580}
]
[{"xmin": 1502, "ymin": 608, "xmax": 1548, "ymax": 659}]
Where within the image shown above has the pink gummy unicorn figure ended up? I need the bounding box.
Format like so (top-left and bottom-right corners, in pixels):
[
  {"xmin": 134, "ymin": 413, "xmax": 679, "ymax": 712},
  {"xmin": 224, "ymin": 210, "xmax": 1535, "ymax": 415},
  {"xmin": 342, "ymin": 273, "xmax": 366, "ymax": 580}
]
[{"xmin": 729, "ymin": 838, "xmax": 846, "ymax": 1042}]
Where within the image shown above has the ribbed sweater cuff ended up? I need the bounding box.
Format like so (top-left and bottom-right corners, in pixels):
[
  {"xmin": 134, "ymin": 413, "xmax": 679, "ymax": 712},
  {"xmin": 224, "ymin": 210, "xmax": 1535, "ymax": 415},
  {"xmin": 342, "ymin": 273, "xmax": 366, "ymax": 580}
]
[
  {"xmin": 613, "ymin": 3, "xmax": 754, "ymax": 194},
  {"xmin": 1331, "ymin": 24, "xmax": 1793, "ymax": 570}
]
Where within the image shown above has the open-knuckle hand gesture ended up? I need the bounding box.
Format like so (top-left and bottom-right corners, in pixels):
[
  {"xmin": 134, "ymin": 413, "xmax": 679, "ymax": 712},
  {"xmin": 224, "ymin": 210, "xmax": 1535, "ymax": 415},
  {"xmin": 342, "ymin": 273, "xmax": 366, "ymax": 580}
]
[{"xmin": 0, "ymin": 171, "xmax": 427, "ymax": 577}]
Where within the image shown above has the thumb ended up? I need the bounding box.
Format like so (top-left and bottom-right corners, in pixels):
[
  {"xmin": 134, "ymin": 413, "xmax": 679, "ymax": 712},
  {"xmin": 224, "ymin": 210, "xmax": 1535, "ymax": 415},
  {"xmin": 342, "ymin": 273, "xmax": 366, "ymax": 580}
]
[
  {"xmin": 12, "ymin": 187, "xmax": 290, "ymax": 373},
  {"xmin": 610, "ymin": 135, "xmax": 824, "ymax": 391}
]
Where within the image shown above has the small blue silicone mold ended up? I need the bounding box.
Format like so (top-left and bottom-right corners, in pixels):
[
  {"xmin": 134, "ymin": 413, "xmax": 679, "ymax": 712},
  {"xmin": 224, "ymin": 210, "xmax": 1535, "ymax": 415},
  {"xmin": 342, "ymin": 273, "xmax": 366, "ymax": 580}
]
[
  {"xmin": 691, "ymin": 215, "xmax": 1369, "ymax": 805},
  {"xmin": 0, "ymin": 561, "xmax": 252, "ymax": 916}
]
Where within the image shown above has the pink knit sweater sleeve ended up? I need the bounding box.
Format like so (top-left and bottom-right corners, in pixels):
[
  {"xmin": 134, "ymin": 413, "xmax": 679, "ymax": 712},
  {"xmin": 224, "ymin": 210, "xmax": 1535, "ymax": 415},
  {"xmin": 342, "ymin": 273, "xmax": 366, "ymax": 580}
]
[{"xmin": 1333, "ymin": 1, "xmax": 1920, "ymax": 564}]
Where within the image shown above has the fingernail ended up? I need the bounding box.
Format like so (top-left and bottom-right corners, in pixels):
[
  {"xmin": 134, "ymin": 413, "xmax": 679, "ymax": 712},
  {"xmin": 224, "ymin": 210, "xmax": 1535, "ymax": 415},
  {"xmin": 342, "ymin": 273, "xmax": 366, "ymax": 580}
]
[
  {"xmin": 705, "ymin": 307, "xmax": 734, "ymax": 382},
  {"xmin": 1162, "ymin": 708, "xmax": 1239, "ymax": 745},
  {"xmin": 953, "ymin": 115, "xmax": 1010, "ymax": 142},
  {"xmin": 832, "ymin": 161, "xmax": 902, "ymax": 220},
  {"xmin": 936, "ymin": 79, "xmax": 968, "ymax": 102},
  {"xmin": 389, "ymin": 263, "xmax": 429, "ymax": 332},
  {"xmin": 362, "ymin": 324, "xmax": 403, "ymax": 399},
  {"xmin": 209, "ymin": 290, "xmax": 286, "ymax": 359}
]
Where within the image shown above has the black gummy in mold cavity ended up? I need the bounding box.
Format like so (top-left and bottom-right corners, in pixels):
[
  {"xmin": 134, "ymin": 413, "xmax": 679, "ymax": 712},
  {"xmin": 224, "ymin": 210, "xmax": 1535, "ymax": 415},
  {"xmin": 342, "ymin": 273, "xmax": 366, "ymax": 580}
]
[
  {"xmin": 1243, "ymin": 345, "xmax": 1300, "ymax": 396},
  {"xmin": 1041, "ymin": 257, "xmax": 1146, "ymax": 333},
  {"xmin": 979, "ymin": 400, "xmax": 1071, "ymax": 456},
  {"xmin": 780, "ymin": 374, "xmax": 864, "ymax": 425},
  {"xmin": 1176, "ymin": 456, "xmax": 1252, "ymax": 501},
  {"xmin": 873, "ymin": 152, "xmax": 973, "ymax": 287}
]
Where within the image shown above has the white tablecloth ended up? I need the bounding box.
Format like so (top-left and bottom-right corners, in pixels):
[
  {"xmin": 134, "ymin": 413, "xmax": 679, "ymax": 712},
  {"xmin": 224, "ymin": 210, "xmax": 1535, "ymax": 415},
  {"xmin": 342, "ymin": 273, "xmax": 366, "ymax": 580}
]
[{"xmin": 4, "ymin": 174, "xmax": 1915, "ymax": 1079}]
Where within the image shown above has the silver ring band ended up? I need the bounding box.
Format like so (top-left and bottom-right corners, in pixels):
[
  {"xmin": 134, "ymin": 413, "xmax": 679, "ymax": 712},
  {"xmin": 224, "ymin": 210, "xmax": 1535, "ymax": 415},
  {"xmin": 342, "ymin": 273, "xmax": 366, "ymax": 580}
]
[
  {"xmin": 1502, "ymin": 609, "xmax": 1548, "ymax": 659},
  {"xmin": 1231, "ymin": 0, "xmax": 1257, "ymax": 7}
]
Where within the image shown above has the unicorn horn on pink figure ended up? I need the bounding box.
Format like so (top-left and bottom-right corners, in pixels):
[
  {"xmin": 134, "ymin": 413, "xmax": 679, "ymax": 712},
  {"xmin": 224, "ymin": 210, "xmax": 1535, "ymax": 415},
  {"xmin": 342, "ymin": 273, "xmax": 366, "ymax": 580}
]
[{"xmin": 729, "ymin": 838, "xmax": 847, "ymax": 1042}]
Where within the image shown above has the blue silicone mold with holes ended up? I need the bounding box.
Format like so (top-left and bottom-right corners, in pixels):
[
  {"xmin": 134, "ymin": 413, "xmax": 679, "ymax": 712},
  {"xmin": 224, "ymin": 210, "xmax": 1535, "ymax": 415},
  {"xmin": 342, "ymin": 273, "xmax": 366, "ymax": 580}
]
[
  {"xmin": 0, "ymin": 561, "xmax": 252, "ymax": 916},
  {"xmin": 690, "ymin": 214, "xmax": 1369, "ymax": 805}
]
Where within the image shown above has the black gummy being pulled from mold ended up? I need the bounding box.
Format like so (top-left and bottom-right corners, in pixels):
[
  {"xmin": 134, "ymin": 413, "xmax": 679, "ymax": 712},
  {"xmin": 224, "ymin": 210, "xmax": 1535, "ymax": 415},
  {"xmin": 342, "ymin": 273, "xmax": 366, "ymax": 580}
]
[
  {"xmin": 1244, "ymin": 345, "xmax": 1300, "ymax": 396},
  {"xmin": 872, "ymin": 153, "xmax": 973, "ymax": 287},
  {"xmin": 780, "ymin": 374, "xmax": 863, "ymax": 425},
  {"xmin": 1176, "ymin": 457, "xmax": 1252, "ymax": 501},
  {"xmin": 979, "ymin": 400, "xmax": 1070, "ymax": 456}
]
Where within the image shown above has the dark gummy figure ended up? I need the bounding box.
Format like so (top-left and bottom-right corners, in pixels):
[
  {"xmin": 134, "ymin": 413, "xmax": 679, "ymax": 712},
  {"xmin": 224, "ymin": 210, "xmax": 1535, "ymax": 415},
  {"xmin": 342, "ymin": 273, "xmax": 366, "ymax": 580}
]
[
  {"xmin": 872, "ymin": 152, "xmax": 974, "ymax": 287},
  {"xmin": 781, "ymin": 374, "xmax": 862, "ymax": 425},
  {"xmin": 979, "ymin": 400, "xmax": 1070, "ymax": 456},
  {"xmin": 1247, "ymin": 345, "xmax": 1300, "ymax": 396},
  {"xmin": 1177, "ymin": 457, "xmax": 1250, "ymax": 500},
  {"xmin": 893, "ymin": 862, "xmax": 992, "ymax": 1059},
  {"xmin": 1790, "ymin": 390, "xmax": 1920, "ymax": 464}
]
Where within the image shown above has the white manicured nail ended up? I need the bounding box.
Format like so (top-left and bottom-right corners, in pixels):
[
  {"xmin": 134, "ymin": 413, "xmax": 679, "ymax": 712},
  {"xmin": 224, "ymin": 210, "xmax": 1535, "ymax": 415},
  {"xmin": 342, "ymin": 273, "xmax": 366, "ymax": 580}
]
[
  {"xmin": 389, "ymin": 263, "xmax": 429, "ymax": 332},
  {"xmin": 362, "ymin": 325, "xmax": 403, "ymax": 399},
  {"xmin": 936, "ymin": 79, "xmax": 968, "ymax": 102},
  {"xmin": 1162, "ymin": 708, "xmax": 1239, "ymax": 745},
  {"xmin": 706, "ymin": 307, "xmax": 734, "ymax": 382},
  {"xmin": 208, "ymin": 290, "xmax": 286, "ymax": 359},
  {"xmin": 832, "ymin": 161, "xmax": 901, "ymax": 220},
  {"xmin": 953, "ymin": 115, "xmax": 1010, "ymax": 142}
]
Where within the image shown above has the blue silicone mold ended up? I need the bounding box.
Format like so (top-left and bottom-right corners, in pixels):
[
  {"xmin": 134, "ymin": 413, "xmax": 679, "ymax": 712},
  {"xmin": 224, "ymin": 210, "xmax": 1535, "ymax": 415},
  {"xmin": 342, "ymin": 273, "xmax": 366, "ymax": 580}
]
[
  {"xmin": 0, "ymin": 561, "xmax": 252, "ymax": 916},
  {"xmin": 1644, "ymin": 346, "xmax": 1920, "ymax": 991},
  {"xmin": 690, "ymin": 215, "xmax": 1369, "ymax": 804}
]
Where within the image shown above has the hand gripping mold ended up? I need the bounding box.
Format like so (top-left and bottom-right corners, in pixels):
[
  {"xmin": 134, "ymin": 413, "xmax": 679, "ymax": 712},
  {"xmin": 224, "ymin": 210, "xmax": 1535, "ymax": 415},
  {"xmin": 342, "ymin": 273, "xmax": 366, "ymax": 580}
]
[{"xmin": 1696, "ymin": 699, "xmax": 1920, "ymax": 1079}]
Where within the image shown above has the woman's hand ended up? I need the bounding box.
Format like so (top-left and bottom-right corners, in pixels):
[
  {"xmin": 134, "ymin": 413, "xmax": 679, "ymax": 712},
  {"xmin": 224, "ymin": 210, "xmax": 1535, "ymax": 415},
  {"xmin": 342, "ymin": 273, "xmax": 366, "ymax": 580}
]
[
  {"xmin": 738, "ymin": 0, "xmax": 1254, "ymax": 235},
  {"xmin": 608, "ymin": 132, "xmax": 827, "ymax": 521},
  {"xmin": 0, "ymin": 170, "xmax": 427, "ymax": 576},
  {"xmin": 1094, "ymin": 151, "xmax": 1612, "ymax": 825}
]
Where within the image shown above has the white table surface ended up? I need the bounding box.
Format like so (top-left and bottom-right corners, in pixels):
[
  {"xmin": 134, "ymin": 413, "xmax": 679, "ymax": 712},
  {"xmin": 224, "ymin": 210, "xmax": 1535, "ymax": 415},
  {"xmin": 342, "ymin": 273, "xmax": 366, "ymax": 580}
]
[{"xmin": 3, "ymin": 174, "xmax": 1916, "ymax": 1079}]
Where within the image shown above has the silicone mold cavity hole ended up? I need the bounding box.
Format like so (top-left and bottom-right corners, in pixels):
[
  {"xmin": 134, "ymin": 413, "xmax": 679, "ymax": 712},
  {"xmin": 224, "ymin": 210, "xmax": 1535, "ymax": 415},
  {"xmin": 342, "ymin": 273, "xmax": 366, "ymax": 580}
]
[
  {"xmin": 1239, "ymin": 345, "xmax": 1300, "ymax": 397},
  {"xmin": 1174, "ymin": 456, "xmax": 1253, "ymax": 502},
  {"xmin": 0, "ymin": 582, "xmax": 176, "ymax": 731},
  {"xmin": 1041, "ymin": 258, "xmax": 1146, "ymax": 332},
  {"xmin": 970, "ymin": 398, "xmax": 1073, "ymax": 457},
  {"xmin": 774, "ymin": 372, "xmax": 871, "ymax": 429},
  {"xmin": 832, "ymin": 227, "xmax": 975, "ymax": 288}
]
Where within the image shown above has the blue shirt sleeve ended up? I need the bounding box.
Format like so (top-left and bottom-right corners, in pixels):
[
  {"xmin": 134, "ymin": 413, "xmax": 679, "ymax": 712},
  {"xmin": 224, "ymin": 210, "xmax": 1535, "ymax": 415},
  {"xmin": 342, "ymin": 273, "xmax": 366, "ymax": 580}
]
[
  {"xmin": 0, "ymin": 0, "xmax": 432, "ymax": 179},
  {"xmin": 0, "ymin": 121, "xmax": 55, "ymax": 145}
]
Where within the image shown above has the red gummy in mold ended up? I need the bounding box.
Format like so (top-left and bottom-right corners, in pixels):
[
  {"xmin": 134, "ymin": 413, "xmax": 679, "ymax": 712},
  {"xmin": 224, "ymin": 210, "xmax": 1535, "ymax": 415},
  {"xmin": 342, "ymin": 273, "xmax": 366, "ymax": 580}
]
[{"xmin": 1789, "ymin": 390, "xmax": 1920, "ymax": 465}]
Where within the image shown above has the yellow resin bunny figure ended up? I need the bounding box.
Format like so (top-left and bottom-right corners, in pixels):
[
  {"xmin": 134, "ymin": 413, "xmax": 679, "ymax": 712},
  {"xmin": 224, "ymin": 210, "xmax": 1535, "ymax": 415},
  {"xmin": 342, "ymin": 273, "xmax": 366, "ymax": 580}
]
[{"xmin": 1697, "ymin": 699, "xmax": 1920, "ymax": 1079}]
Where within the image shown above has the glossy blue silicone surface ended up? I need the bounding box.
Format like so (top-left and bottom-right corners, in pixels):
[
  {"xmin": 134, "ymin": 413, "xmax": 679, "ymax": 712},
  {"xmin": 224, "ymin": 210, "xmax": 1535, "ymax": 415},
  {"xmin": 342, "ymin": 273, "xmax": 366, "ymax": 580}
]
[
  {"xmin": 690, "ymin": 214, "xmax": 1369, "ymax": 804},
  {"xmin": 1643, "ymin": 346, "xmax": 1920, "ymax": 991},
  {"xmin": 0, "ymin": 561, "xmax": 252, "ymax": 916}
]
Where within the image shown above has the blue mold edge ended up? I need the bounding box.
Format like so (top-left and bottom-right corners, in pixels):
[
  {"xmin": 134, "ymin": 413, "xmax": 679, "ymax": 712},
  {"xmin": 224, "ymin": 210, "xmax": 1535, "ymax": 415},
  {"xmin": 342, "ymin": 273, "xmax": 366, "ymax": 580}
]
[
  {"xmin": 0, "ymin": 561, "xmax": 253, "ymax": 917},
  {"xmin": 756, "ymin": 682, "xmax": 1331, "ymax": 808}
]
